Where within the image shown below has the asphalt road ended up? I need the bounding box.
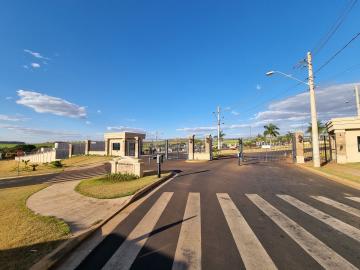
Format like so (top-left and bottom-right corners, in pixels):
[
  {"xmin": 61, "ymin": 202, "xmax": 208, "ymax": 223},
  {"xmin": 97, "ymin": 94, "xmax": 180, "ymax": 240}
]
[
  {"xmin": 59, "ymin": 158, "xmax": 360, "ymax": 270},
  {"xmin": 0, "ymin": 163, "xmax": 110, "ymax": 189}
]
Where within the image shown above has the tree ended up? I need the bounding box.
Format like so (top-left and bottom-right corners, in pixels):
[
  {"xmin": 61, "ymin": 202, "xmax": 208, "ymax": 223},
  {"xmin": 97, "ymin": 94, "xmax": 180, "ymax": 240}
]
[
  {"xmin": 283, "ymin": 131, "xmax": 293, "ymax": 143},
  {"xmin": 263, "ymin": 123, "xmax": 280, "ymax": 146},
  {"xmin": 306, "ymin": 121, "xmax": 326, "ymax": 135}
]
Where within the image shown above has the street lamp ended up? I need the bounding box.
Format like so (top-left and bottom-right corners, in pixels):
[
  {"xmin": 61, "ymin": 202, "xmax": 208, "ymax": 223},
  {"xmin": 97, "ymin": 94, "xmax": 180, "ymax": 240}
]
[
  {"xmin": 266, "ymin": 52, "xmax": 321, "ymax": 168},
  {"xmin": 265, "ymin": 70, "xmax": 309, "ymax": 86}
]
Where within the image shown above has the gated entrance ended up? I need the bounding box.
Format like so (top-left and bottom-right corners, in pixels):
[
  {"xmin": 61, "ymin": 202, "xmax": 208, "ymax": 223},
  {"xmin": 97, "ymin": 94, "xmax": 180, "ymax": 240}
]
[
  {"xmin": 241, "ymin": 139, "xmax": 293, "ymax": 164},
  {"xmin": 142, "ymin": 139, "xmax": 188, "ymax": 160}
]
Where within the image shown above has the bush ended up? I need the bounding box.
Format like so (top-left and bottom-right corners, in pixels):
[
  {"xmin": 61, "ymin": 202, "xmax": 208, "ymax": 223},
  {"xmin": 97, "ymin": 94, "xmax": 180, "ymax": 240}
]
[
  {"xmin": 50, "ymin": 160, "xmax": 63, "ymax": 168},
  {"xmin": 105, "ymin": 173, "xmax": 139, "ymax": 182}
]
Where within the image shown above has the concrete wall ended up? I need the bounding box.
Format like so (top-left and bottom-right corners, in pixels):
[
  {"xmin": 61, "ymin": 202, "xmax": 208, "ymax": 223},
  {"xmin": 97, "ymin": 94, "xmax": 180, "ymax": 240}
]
[
  {"xmin": 18, "ymin": 148, "xmax": 69, "ymax": 163},
  {"xmin": 18, "ymin": 149, "xmax": 57, "ymax": 163},
  {"xmin": 193, "ymin": 152, "xmax": 212, "ymax": 161},
  {"xmin": 345, "ymin": 130, "xmax": 360, "ymax": 162},
  {"xmin": 88, "ymin": 150, "xmax": 106, "ymax": 156}
]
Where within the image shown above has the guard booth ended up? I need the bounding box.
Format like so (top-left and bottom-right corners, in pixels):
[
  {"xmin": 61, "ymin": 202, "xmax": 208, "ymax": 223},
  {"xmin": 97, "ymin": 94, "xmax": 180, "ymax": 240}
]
[
  {"xmin": 326, "ymin": 117, "xmax": 360, "ymax": 163},
  {"xmin": 104, "ymin": 132, "xmax": 145, "ymax": 158}
]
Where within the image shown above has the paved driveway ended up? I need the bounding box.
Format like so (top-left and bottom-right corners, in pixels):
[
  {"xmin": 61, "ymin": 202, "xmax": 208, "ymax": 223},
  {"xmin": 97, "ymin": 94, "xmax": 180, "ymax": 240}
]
[
  {"xmin": 58, "ymin": 158, "xmax": 360, "ymax": 270},
  {"xmin": 0, "ymin": 163, "xmax": 110, "ymax": 189}
]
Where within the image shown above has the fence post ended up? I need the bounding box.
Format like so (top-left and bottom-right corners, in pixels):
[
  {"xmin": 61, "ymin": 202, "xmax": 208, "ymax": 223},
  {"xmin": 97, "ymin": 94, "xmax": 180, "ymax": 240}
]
[
  {"xmin": 165, "ymin": 140, "xmax": 169, "ymax": 160},
  {"xmin": 323, "ymin": 136, "xmax": 327, "ymax": 164}
]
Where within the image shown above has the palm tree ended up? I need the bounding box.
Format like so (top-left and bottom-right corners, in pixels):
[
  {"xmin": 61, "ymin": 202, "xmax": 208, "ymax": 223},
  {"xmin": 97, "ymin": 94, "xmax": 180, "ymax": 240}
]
[
  {"xmin": 214, "ymin": 130, "xmax": 225, "ymax": 148},
  {"xmin": 306, "ymin": 121, "xmax": 326, "ymax": 135},
  {"xmin": 263, "ymin": 123, "xmax": 280, "ymax": 146}
]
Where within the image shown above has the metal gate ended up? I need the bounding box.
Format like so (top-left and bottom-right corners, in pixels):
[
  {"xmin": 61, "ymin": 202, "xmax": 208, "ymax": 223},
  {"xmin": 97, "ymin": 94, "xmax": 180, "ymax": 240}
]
[
  {"xmin": 303, "ymin": 135, "xmax": 332, "ymax": 164},
  {"xmin": 142, "ymin": 139, "xmax": 188, "ymax": 160},
  {"xmin": 242, "ymin": 141, "xmax": 293, "ymax": 164}
]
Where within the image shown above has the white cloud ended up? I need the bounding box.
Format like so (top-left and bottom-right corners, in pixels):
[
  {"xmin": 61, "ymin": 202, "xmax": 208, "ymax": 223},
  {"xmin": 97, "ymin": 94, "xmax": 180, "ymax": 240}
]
[
  {"xmin": 231, "ymin": 110, "xmax": 239, "ymax": 116},
  {"xmin": 97, "ymin": 109, "xmax": 102, "ymax": 114},
  {"xmin": 252, "ymin": 82, "xmax": 360, "ymax": 131},
  {"xmin": 106, "ymin": 126, "xmax": 145, "ymax": 133},
  {"xmin": 85, "ymin": 121, "xmax": 91, "ymax": 125},
  {"xmin": 176, "ymin": 126, "xmax": 217, "ymax": 133},
  {"xmin": 0, "ymin": 124, "xmax": 79, "ymax": 137},
  {"xmin": 16, "ymin": 90, "xmax": 87, "ymax": 118},
  {"xmin": 256, "ymin": 84, "xmax": 262, "ymax": 90},
  {"xmin": 176, "ymin": 123, "xmax": 250, "ymax": 133},
  {"xmin": 23, "ymin": 65, "xmax": 29, "ymax": 69},
  {"xmin": 0, "ymin": 114, "xmax": 28, "ymax": 121},
  {"xmin": 31, "ymin": 63, "xmax": 40, "ymax": 68},
  {"xmin": 5, "ymin": 97, "xmax": 13, "ymax": 100},
  {"xmin": 24, "ymin": 49, "xmax": 50, "ymax": 60}
]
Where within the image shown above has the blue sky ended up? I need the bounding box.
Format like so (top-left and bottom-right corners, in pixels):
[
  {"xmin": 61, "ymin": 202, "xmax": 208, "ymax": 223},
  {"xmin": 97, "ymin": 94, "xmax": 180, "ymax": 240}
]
[{"xmin": 1, "ymin": 0, "xmax": 360, "ymax": 142}]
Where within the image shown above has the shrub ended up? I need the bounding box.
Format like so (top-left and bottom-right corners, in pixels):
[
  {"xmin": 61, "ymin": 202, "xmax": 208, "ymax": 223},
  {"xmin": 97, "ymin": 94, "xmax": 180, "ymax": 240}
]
[
  {"xmin": 50, "ymin": 160, "xmax": 63, "ymax": 168},
  {"xmin": 105, "ymin": 173, "xmax": 139, "ymax": 182}
]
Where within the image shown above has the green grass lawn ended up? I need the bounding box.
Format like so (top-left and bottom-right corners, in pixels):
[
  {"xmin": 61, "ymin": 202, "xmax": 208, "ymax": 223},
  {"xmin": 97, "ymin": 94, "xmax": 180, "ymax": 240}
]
[
  {"xmin": 303, "ymin": 162, "xmax": 360, "ymax": 185},
  {"xmin": 0, "ymin": 155, "xmax": 112, "ymax": 179},
  {"xmin": 0, "ymin": 143, "xmax": 19, "ymax": 149},
  {"xmin": 76, "ymin": 172, "xmax": 171, "ymax": 199},
  {"xmin": 315, "ymin": 163, "xmax": 360, "ymax": 184},
  {"xmin": 0, "ymin": 184, "xmax": 70, "ymax": 270}
]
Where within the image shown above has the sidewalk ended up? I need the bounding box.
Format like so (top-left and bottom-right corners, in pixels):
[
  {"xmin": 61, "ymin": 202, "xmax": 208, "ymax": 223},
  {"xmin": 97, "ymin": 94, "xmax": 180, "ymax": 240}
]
[{"xmin": 27, "ymin": 179, "xmax": 131, "ymax": 234}]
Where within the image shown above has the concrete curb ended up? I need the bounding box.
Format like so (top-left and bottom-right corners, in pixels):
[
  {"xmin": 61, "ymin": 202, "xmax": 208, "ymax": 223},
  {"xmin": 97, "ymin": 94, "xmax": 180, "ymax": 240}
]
[
  {"xmin": 296, "ymin": 164, "xmax": 360, "ymax": 191},
  {"xmin": 30, "ymin": 171, "xmax": 176, "ymax": 270}
]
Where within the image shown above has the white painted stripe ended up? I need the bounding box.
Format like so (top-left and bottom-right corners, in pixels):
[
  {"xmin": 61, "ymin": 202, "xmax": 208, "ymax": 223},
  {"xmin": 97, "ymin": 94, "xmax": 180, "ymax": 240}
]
[
  {"xmin": 217, "ymin": 193, "xmax": 277, "ymax": 270},
  {"xmin": 346, "ymin": 197, "xmax": 360, "ymax": 203},
  {"xmin": 311, "ymin": 196, "xmax": 360, "ymax": 218},
  {"xmin": 172, "ymin": 193, "xmax": 201, "ymax": 270},
  {"xmin": 102, "ymin": 192, "xmax": 173, "ymax": 270},
  {"xmin": 246, "ymin": 194, "xmax": 357, "ymax": 270},
  {"xmin": 278, "ymin": 195, "xmax": 360, "ymax": 242}
]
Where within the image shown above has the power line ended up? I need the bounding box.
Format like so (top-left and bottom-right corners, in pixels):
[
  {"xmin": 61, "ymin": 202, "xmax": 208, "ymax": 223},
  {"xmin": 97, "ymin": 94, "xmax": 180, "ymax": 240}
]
[
  {"xmin": 312, "ymin": 0, "xmax": 358, "ymax": 56},
  {"xmin": 315, "ymin": 31, "xmax": 360, "ymax": 74}
]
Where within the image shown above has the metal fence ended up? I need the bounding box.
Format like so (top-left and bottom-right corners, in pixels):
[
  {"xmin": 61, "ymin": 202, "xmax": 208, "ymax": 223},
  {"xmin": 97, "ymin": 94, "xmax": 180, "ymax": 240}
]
[
  {"xmin": 72, "ymin": 142, "xmax": 85, "ymax": 155},
  {"xmin": 89, "ymin": 141, "xmax": 105, "ymax": 151},
  {"xmin": 303, "ymin": 135, "xmax": 332, "ymax": 164}
]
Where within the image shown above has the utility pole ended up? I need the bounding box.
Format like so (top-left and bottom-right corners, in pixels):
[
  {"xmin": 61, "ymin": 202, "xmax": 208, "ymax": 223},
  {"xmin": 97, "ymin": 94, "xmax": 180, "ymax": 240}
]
[
  {"xmin": 217, "ymin": 106, "xmax": 221, "ymax": 150},
  {"xmin": 355, "ymin": 85, "xmax": 360, "ymax": 117},
  {"xmin": 307, "ymin": 52, "xmax": 321, "ymax": 168}
]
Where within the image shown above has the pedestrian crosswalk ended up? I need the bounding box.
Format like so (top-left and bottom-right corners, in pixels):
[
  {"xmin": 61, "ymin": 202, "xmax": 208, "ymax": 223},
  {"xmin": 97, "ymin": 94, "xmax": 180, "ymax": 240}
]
[{"xmin": 90, "ymin": 193, "xmax": 360, "ymax": 270}]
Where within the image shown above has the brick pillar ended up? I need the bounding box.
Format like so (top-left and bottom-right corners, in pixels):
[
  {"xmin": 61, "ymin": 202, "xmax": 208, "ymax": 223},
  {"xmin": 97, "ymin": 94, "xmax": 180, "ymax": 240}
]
[
  {"xmin": 205, "ymin": 135, "xmax": 213, "ymax": 160},
  {"xmin": 188, "ymin": 135, "xmax": 195, "ymax": 160},
  {"xmin": 120, "ymin": 139, "xmax": 126, "ymax": 157},
  {"xmin": 294, "ymin": 132, "xmax": 304, "ymax": 163},
  {"xmin": 165, "ymin": 140, "xmax": 169, "ymax": 160},
  {"xmin": 335, "ymin": 131, "xmax": 347, "ymax": 164},
  {"xmin": 134, "ymin": 137, "xmax": 139, "ymax": 158},
  {"xmin": 68, "ymin": 143, "xmax": 73, "ymax": 158},
  {"xmin": 84, "ymin": 140, "xmax": 90, "ymax": 155},
  {"xmin": 105, "ymin": 139, "xmax": 110, "ymax": 156}
]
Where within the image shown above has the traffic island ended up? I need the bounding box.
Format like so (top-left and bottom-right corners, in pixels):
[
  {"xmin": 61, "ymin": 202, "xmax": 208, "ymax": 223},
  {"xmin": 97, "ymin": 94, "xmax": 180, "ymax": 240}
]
[{"xmin": 75, "ymin": 172, "xmax": 172, "ymax": 199}]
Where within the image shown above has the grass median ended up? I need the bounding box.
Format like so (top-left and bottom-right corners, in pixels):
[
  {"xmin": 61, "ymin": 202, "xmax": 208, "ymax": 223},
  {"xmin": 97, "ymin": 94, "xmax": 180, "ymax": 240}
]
[
  {"xmin": 75, "ymin": 172, "xmax": 171, "ymax": 199},
  {"xmin": 0, "ymin": 184, "xmax": 70, "ymax": 270}
]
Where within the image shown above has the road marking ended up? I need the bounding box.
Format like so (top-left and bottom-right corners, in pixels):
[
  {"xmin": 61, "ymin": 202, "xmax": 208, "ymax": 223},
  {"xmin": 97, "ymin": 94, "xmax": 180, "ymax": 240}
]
[
  {"xmin": 246, "ymin": 194, "xmax": 357, "ymax": 270},
  {"xmin": 102, "ymin": 192, "xmax": 173, "ymax": 270},
  {"xmin": 346, "ymin": 197, "xmax": 360, "ymax": 203},
  {"xmin": 311, "ymin": 196, "xmax": 360, "ymax": 218},
  {"xmin": 172, "ymin": 193, "xmax": 201, "ymax": 270},
  {"xmin": 217, "ymin": 193, "xmax": 277, "ymax": 270},
  {"xmin": 278, "ymin": 195, "xmax": 360, "ymax": 242}
]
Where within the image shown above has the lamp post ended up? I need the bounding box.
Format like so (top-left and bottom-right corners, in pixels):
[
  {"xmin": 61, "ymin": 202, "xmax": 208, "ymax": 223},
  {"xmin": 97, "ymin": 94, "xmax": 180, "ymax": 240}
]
[{"xmin": 266, "ymin": 52, "xmax": 321, "ymax": 167}]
